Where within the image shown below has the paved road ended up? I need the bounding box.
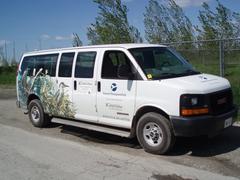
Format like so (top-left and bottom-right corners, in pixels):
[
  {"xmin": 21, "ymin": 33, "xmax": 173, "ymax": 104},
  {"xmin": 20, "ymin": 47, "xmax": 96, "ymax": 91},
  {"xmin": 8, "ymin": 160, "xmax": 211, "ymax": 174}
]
[{"xmin": 0, "ymin": 88, "xmax": 240, "ymax": 180}]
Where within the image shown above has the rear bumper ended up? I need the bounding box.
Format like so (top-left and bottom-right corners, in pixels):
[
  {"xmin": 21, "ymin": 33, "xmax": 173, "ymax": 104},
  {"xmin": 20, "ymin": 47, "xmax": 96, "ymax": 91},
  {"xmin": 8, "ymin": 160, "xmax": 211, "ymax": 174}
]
[
  {"xmin": 170, "ymin": 106, "xmax": 238, "ymax": 137},
  {"xmin": 16, "ymin": 100, "xmax": 20, "ymax": 108}
]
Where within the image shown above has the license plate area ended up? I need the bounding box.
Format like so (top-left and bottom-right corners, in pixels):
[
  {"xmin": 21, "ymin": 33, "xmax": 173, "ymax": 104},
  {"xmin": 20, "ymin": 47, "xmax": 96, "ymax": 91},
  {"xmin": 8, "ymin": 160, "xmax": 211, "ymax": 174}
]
[{"xmin": 224, "ymin": 117, "xmax": 232, "ymax": 128}]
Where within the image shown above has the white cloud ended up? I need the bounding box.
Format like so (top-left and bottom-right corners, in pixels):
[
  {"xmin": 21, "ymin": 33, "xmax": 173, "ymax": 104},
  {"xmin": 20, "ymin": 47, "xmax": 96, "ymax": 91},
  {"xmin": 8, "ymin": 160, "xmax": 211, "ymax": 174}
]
[
  {"xmin": 122, "ymin": 0, "xmax": 134, "ymax": 3},
  {"xmin": 55, "ymin": 35, "xmax": 73, "ymax": 41},
  {"xmin": 41, "ymin": 34, "xmax": 51, "ymax": 40},
  {"xmin": 40, "ymin": 34, "xmax": 74, "ymax": 41},
  {"xmin": 174, "ymin": 0, "xmax": 212, "ymax": 7}
]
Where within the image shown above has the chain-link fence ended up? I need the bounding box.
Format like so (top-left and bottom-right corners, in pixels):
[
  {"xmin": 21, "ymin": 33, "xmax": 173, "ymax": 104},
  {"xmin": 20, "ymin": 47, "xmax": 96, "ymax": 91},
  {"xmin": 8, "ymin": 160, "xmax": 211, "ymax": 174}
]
[
  {"xmin": 1, "ymin": 38, "xmax": 240, "ymax": 107},
  {"xmin": 165, "ymin": 38, "xmax": 240, "ymax": 107}
]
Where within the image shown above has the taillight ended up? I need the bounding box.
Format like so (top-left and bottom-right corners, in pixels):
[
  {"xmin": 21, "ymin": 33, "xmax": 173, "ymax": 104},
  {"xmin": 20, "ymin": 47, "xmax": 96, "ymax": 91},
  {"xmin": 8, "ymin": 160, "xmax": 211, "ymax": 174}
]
[{"xmin": 16, "ymin": 63, "xmax": 19, "ymax": 76}]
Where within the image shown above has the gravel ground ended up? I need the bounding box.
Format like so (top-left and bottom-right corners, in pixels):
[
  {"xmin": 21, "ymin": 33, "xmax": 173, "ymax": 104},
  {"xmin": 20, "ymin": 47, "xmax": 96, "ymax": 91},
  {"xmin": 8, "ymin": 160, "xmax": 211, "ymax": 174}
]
[{"xmin": 0, "ymin": 88, "xmax": 239, "ymax": 180}]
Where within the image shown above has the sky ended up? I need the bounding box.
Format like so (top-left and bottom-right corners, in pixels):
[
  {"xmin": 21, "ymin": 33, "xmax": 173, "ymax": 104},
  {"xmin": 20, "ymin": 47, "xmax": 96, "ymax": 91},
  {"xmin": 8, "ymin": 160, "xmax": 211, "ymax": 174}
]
[{"xmin": 0, "ymin": 0, "xmax": 240, "ymax": 61}]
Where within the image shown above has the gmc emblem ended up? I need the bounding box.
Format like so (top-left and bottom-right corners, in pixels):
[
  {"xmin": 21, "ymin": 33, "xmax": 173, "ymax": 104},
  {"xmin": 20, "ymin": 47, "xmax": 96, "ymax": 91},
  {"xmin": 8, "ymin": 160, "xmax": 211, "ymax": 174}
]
[{"xmin": 217, "ymin": 97, "xmax": 227, "ymax": 105}]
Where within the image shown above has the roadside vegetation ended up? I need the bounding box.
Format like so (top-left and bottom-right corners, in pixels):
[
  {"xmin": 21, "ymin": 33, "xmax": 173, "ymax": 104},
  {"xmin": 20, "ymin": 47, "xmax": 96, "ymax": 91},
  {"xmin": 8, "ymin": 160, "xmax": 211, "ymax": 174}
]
[{"xmin": 0, "ymin": 66, "xmax": 16, "ymax": 87}]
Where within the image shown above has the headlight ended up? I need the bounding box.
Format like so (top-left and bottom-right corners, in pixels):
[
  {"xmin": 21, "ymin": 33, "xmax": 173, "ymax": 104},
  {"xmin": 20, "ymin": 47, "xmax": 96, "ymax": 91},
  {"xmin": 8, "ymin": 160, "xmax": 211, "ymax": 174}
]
[
  {"xmin": 180, "ymin": 94, "xmax": 209, "ymax": 116},
  {"xmin": 190, "ymin": 97, "xmax": 198, "ymax": 106}
]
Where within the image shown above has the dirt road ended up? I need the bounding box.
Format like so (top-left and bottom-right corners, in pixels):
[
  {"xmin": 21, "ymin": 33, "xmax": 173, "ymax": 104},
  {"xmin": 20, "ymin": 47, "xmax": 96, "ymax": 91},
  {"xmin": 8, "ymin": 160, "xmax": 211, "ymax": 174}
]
[{"xmin": 0, "ymin": 88, "xmax": 239, "ymax": 180}]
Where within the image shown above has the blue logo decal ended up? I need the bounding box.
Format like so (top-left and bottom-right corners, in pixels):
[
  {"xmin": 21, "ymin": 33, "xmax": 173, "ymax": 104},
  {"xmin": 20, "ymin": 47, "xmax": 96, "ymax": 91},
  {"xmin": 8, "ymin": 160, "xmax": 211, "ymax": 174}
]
[{"xmin": 111, "ymin": 83, "xmax": 117, "ymax": 92}]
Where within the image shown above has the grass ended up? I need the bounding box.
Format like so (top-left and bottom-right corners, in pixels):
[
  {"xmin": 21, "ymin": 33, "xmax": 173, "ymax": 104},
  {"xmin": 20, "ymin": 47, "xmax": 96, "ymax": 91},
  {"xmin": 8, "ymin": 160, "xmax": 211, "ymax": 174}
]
[{"xmin": 0, "ymin": 66, "xmax": 16, "ymax": 86}]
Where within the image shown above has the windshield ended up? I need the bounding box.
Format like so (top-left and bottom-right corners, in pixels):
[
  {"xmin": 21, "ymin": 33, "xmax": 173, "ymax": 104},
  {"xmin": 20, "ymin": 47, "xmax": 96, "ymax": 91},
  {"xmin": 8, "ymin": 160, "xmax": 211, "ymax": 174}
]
[{"xmin": 129, "ymin": 47, "xmax": 200, "ymax": 80}]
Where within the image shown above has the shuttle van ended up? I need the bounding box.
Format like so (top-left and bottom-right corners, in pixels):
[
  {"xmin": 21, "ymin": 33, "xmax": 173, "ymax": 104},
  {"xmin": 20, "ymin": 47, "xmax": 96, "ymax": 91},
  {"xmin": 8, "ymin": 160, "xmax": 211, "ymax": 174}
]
[{"xmin": 16, "ymin": 44, "xmax": 238, "ymax": 154}]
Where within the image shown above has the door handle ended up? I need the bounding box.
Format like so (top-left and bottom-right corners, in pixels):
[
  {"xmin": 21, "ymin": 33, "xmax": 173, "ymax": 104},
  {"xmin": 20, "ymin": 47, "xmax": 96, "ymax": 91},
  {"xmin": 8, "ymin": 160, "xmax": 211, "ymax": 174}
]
[
  {"xmin": 74, "ymin": 80, "xmax": 77, "ymax": 90},
  {"xmin": 97, "ymin": 81, "xmax": 101, "ymax": 92}
]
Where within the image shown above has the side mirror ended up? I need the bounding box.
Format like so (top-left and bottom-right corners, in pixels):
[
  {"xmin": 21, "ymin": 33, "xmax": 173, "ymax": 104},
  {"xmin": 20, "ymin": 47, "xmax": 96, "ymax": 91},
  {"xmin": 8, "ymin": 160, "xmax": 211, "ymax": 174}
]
[{"xmin": 117, "ymin": 65, "xmax": 133, "ymax": 79}]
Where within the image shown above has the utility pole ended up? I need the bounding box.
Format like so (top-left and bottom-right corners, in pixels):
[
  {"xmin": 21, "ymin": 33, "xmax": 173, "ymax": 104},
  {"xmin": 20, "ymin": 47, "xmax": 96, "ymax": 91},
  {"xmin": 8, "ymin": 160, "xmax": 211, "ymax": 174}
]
[
  {"xmin": 25, "ymin": 43, "xmax": 28, "ymax": 52},
  {"xmin": 39, "ymin": 39, "xmax": 42, "ymax": 50},
  {"xmin": 4, "ymin": 40, "xmax": 7, "ymax": 63},
  {"xmin": 12, "ymin": 40, "xmax": 16, "ymax": 66},
  {"xmin": 13, "ymin": 41, "xmax": 16, "ymax": 61},
  {"xmin": 219, "ymin": 40, "xmax": 225, "ymax": 77}
]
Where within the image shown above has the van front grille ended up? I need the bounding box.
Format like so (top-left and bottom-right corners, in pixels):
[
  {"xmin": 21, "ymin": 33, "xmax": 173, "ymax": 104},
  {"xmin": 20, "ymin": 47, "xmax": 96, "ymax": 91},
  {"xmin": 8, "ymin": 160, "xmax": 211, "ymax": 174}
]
[{"xmin": 209, "ymin": 89, "xmax": 233, "ymax": 115}]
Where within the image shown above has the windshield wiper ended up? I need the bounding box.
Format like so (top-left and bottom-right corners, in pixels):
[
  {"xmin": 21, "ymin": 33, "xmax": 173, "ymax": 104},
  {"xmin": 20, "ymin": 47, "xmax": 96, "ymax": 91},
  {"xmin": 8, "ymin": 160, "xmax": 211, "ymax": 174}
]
[
  {"xmin": 154, "ymin": 70, "xmax": 201, "ymax": 80},
  {"xmin": 182, "ymin": 69, "xmax": 201, "ymax": 75},
  {"xmin": 156, "ymin": 72, "xmax": 179, "ymax": 79}
]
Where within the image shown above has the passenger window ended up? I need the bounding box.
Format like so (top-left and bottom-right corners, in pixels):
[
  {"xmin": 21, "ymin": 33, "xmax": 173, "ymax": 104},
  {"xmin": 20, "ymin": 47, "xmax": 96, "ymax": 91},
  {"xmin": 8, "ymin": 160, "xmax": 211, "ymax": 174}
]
[
  {"xmin": 58, "ymin": 53, "xmax": 75, "ymax": 77},
  {"xmin": 101, "ymin": 51, "xmax": 135, "ymax": 79},
  {"xmin": 21, "ymin": 54, "xmax": 58, "ymax": 77},
  {"xmin": 35, "ymin": 54, "xmax": 58, "ymax": 76},
  {"xmin": 75, "ymin": 52, "xmax": 96, "ymax": 78}
]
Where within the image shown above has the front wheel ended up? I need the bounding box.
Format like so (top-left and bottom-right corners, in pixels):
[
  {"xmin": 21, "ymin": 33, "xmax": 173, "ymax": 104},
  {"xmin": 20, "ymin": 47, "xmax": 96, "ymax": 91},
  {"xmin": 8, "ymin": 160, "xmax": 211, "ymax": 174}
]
[
  {"xmin": 28, "ymin": 99, "xmax": 50, "ymax": 128},
  {"xmin": 136, "ymin": 112, "xmax": 175, "ymax": 154}
]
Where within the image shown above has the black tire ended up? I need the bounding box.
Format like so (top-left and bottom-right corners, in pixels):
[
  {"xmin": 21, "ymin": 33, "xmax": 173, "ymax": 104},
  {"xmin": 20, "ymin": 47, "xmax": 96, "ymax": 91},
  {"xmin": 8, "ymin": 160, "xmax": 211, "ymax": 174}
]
[
  {"xmin": 136, "ymin": 112, "xmax": 175, "ymax": 155},
  {"xmin": 28, "ymin": 99, "xmax": 50, "ymax": 128}
]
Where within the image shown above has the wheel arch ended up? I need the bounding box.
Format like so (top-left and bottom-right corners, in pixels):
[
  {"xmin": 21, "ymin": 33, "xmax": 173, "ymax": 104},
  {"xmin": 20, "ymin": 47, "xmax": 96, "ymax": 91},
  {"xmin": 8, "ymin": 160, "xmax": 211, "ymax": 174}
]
[
  {"xmin": 27, "ymin": 93, "xmax": 40, "ymax": 106},
  {"xmin": 130, "ymin": 105, "xmax": 170, "ymax": 137}
]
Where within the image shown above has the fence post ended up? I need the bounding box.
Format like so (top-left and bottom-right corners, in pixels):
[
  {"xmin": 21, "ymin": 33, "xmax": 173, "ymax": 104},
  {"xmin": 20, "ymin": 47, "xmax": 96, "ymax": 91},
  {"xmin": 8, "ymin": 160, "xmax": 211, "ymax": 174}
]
[{"xmin": 219, "ymin": 40, "xmax": 225, "ymax": 77}]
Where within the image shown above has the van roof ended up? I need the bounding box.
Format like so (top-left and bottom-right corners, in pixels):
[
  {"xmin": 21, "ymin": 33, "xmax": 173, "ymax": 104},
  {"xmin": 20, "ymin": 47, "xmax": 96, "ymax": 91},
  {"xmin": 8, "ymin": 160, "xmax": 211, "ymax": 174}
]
[{"xmin": 23, "ymin": 43, "xmax": 167, "ymax": 56}]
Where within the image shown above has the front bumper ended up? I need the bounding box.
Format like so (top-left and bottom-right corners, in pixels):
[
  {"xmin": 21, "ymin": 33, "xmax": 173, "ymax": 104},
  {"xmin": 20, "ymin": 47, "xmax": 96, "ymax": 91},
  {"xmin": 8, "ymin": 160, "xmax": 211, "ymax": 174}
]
[{"xmin": 170, "ymin": 105, "xmax": 238, "ymax": 137}]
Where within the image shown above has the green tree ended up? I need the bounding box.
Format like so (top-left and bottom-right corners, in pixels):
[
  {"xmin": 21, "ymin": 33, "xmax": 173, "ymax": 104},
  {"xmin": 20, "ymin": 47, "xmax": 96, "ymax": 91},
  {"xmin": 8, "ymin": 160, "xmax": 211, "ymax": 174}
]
[
  {"xmin": 196, "ymin": 2, "xmax": 217, "ymax": 40},
  {"xmin": 233, "ymin": 12, "xmax": 240, "ymax": 37},
  {"xmin": 87, "ymin": 0, "xmax": 142, "ymax": 44},
  {"xmin": 197, "ymin": 0, "xmax": 239, "ymax": 40},
  {"xmin": 144, "ymin": 0, "xmax": 194, "ymax": 44},
  {"xmin": 168, "ymin": 0, "xmax": 194, "ymax": 42},
  {"xmin": 144, "ymin": 0, "xmax": 169, "ymax": 43},
  {"xmin": 72, "ymin": 33, "xmax": 83, "ymax": 47}
]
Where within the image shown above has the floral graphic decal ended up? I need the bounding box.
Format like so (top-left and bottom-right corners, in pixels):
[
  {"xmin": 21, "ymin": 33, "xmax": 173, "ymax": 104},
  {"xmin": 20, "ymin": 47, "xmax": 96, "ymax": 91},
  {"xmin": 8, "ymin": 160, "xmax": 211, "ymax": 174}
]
[{"xmin": 18, "ymin": 68, "xmax": 76, "ymax": 118}]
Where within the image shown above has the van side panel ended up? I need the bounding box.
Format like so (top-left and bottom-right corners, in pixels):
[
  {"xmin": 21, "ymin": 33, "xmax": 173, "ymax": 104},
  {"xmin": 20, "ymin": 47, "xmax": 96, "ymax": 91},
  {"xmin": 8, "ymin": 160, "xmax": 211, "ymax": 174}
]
[
  {"xmin": 135, "ymin": 80, "xmax": 182, "ymax": 117},
  {"xmin": 17, "ymin": 53, "xmax": 76, "ymax": 119}
]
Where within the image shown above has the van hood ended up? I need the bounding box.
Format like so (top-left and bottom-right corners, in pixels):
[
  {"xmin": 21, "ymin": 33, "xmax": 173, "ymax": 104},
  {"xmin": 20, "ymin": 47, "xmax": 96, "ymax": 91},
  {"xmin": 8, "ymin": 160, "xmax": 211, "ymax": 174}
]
[{"xmin": 161, "ymin": 73, "xmax": 230, "ymax": 94}]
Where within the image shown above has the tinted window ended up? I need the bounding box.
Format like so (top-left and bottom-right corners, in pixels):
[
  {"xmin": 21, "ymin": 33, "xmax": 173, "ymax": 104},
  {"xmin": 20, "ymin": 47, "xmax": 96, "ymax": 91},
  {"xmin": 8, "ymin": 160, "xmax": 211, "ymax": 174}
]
[
  {"xmin": 36, "ymin": 54, "xmax": 58, "ymax": 76},
  {"xmin": 129, "ymin": 47, "xmax": 198, "ymax": 80},
  {"xmin": 101, "ymin": 51, "xmax": 135, "ymax": 79},
  {"xmin": 20, "ymin": 56, "xmax": 34, "ymax": 76},
  {"xmin": 21, "ymin": 54, "xmax": 58, "ymax": 76},
  {"xmin": 75, "ymin": 52, "xmax": 96, "ymax": 78},
  {"xmin": 58, "ymin": 53, "xmax": 75, "ymax": 77}
]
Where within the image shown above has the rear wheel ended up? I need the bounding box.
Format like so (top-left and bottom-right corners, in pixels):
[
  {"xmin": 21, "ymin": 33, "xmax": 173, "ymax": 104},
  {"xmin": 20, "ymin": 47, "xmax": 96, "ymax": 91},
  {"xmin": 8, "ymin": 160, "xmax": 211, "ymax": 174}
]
[
  {"xmin": 136, "ymin": 112, "xmax": 175, "ymax": 154},
  {"xmin": 28, "ymin": 99, "xmax": 50, "ymax": 127}
]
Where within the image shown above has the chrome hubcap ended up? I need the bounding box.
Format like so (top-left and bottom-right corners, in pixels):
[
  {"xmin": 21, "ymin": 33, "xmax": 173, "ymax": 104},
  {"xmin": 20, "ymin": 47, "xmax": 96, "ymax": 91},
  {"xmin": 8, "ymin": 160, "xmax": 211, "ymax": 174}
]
[
  {"xmin": 31, "ymin": 106, "xmax": 40, "ymax": 123},
  {"xmin": 143, "ymin": 122, "xmax": 163, "ymax": 146}
]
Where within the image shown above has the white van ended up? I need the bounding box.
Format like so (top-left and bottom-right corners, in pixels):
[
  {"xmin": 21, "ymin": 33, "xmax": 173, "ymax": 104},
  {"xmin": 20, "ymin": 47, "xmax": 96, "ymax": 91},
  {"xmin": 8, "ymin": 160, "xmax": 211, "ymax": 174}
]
[{"xmin": 16, "ymin": 44, "xmax": 238, "ymax": 154}]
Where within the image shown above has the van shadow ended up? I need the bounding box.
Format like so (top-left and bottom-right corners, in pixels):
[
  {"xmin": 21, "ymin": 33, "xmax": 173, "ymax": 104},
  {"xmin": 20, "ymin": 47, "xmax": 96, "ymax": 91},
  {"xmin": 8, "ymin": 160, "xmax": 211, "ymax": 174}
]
[
  {"xmin": 44, "ymin": 123, "xmax": 62, "ymax": 129},
  {"xmin": 59, "ymin": 125, "xmax": 141, "ymax": 149},
  {"xmin": 58, "ymin": 124, "xmax": 240, "ymax": 157},
  {"xmin": 168, "ymin": 125, "xmax": 240, "ymax": 157}
]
